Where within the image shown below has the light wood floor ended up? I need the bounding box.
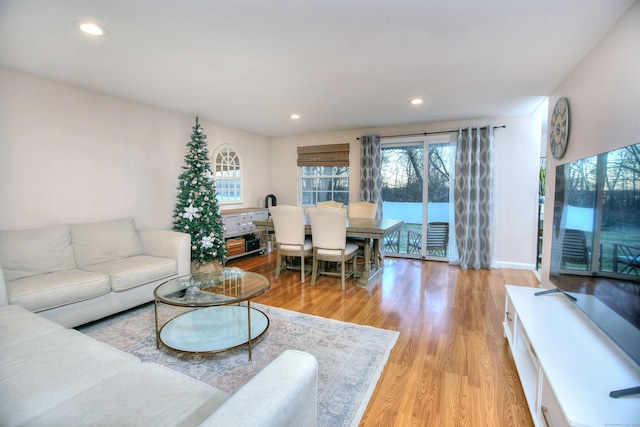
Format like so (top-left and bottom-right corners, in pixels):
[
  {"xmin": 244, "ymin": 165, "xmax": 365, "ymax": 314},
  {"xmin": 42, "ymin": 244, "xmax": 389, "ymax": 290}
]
[{"xmin": 228, "ymin": 253, "xmax": 540, "ymax": 426}]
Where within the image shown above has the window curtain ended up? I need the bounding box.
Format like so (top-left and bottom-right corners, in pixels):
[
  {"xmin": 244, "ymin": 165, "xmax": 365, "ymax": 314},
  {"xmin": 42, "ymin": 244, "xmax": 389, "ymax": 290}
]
[
  {"xmin": 453, "ymin": 126, "xmax": 495, "ymax": 270},
  {"xmin": 359, "ymin": 135, "xmax": 382, "ymax": 219}
]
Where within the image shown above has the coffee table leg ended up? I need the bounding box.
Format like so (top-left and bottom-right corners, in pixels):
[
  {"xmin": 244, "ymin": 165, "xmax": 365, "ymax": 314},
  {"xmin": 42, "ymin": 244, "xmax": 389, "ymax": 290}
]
[
  {"xmin": 247, "ymin": 302, "xmax": 252, "ymax": 361},
  {"xmin": 154, "ymin": 299, "xmax": 160, "ymax": 349}
]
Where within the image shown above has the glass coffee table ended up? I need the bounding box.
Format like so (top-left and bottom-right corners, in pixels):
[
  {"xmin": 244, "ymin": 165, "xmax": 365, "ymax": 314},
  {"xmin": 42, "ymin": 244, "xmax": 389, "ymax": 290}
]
[{"xmin": 153, "ymin": 268, "xmax": 270, "ymax": 360}]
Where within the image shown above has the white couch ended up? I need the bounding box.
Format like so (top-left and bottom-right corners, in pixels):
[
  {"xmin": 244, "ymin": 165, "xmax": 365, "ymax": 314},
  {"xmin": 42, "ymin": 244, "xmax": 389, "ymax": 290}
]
[
  {"xmin": 0, "ymin": 218, "xmax": 190, "ymax": 327},
  {"xmin": 0, "ymin": 304, "xmax": 318, "ymax": 426}
]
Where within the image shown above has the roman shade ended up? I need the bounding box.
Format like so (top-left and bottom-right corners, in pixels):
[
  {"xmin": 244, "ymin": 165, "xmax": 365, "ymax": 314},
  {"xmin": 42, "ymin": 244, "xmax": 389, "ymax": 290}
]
[{"xmin": 297, "ymin": 143, "xmax": 350, "ymax": 167}]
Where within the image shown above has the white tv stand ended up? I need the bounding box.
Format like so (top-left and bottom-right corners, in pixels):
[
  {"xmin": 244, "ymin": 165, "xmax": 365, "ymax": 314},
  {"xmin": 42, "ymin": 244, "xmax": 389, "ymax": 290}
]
[{"xmin": 503, "ymin": 285, "xmax": 640, "ymax": 427}]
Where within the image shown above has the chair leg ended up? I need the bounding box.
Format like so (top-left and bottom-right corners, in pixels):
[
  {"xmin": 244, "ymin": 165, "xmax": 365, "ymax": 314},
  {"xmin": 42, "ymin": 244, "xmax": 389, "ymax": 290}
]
[
  {"xmin": 274, "ymin": 250, "xmax": 282, "ymax": 279},
  {"xmin": 300, "ymin": 255, "xmax": 305, "ymax": 283},
  {"xmin": 310, "ymin": 255, "xmax": 318, "ymax": 287},
  {"xmin": 340, "ymin": 257, "xmax": 346, "ymax": 291},
  {"xmin": 351, "ymin": 256, "xmax": 357, "ymax": 283}
]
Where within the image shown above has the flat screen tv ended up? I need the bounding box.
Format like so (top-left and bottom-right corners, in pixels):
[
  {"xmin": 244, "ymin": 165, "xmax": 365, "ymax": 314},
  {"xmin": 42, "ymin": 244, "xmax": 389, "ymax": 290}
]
[{"xmin": 546, "ymin": 141, "xmax": 640, "ymax": 397}]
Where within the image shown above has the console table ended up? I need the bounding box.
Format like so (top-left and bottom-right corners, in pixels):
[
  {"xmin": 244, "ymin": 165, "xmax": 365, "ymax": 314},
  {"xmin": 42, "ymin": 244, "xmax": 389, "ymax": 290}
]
[
  {"xmin": 221, "ymin": 208, "xmax": 269, "ymax": 260},
  {"xmin": 504, "ymin": 285, "xmax": 640, "ymax": 426}
]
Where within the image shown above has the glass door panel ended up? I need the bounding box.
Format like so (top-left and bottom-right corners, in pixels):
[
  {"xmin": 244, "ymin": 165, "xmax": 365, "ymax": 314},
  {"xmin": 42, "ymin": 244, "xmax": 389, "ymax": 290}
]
[
  {"xmin": 381, "ymin": 139, "xmax": 452, "ymax": 259},
  {"xmin": 381, "ymin": 142, "xmax": 423, "ymax": 257},
  {"xmin": 425, "ymin": 143, "xmax": 452, "ymax": 259}
]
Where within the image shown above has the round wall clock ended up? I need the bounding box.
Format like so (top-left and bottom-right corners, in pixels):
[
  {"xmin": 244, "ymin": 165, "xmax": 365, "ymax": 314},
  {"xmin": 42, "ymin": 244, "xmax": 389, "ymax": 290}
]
[{"xmin": 549, "ymin": 97, "xmax": 570, "ymax": 159}]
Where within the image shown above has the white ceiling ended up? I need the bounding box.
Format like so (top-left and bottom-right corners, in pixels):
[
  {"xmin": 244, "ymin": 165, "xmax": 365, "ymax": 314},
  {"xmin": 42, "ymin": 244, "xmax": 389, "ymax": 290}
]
[{"xmin": 0, "ymin": 0, "xmax": 634, "ymax": 137}]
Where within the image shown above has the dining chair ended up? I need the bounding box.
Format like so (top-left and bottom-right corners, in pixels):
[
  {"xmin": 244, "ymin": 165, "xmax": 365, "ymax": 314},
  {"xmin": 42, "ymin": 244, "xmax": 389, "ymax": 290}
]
[
  {"xmin": 307, "ymin": 207, "xmax": 359, "ymax": 290},
  {"xmin": 317, "ymin": 200, "xmax": 343, "ymax": 209},
  {"xmin": 347, "ymin": 202, "xmax": 377, "ymax": 267},
  {"xmin": 269, "ymin": 205, "xmax": 313, "ymax": 283},
  {"xmin": 347, "ymin": 202, "xmax": 377, "ymax": 219}
]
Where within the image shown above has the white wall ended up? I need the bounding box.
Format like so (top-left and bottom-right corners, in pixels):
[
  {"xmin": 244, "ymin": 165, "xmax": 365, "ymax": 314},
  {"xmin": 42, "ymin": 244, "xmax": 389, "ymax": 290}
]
[
  {"xmin": 270, "ymin": 114, "xmax": 542, "ymax": 269},
  {"xmin": 0, "ymin": 67, "xmax": 271, "ymax": 230},
  {"xmin": 541, "ymin": 1, "xmax": 640, "ymax": 285}
]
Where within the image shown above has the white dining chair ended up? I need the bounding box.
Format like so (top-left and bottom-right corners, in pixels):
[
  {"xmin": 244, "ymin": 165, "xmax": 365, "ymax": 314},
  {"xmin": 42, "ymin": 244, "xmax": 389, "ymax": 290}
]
[
  {"xmin": 347, "ymin": 201, "xmax": 377, "ymax": 219},
  {"xmin": 269, "ymin": 205, "xmax": 313, "ymax": 283},
  {"xmin": 317, "ymin": 200, "xmax": 344, "ymax": 209},
  {"xmin": 307, "ymin": 207, "xmax": 358, "ymax": 290}
]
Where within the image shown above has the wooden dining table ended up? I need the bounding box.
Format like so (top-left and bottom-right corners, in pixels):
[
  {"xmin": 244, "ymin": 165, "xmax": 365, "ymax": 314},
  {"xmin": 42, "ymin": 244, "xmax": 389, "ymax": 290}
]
[{"xmin": 253, "ymin": 217, "xmax": 404, "ymax": 288}]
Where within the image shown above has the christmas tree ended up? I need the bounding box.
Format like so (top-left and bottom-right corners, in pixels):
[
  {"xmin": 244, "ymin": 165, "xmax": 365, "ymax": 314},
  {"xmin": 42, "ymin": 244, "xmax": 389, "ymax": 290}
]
[{"xmin": 173, "ymin": 117, "xmax": 227, "ymax": 267}]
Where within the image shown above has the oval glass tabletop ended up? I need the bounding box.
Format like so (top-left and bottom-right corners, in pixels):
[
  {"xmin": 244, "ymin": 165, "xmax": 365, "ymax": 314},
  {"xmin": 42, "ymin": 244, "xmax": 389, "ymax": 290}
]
[
  {"xmin": 159, "ymin": 305, "xmax": 269, "ymax": 353},
  {"xmin": 154, "ymin": 267, "xmax": 270, "ymax": 307}
]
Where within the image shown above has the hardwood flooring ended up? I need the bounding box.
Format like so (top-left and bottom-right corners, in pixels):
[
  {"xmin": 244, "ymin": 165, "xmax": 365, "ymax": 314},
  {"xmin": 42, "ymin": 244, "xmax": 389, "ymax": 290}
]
[{"xmin": 228, "ymin": 253, "xmax": 540, "ymax": 426}]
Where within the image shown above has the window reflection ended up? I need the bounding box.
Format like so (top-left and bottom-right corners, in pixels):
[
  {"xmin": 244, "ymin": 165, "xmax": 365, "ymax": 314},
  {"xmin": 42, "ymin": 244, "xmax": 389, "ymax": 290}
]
[{"xmin": 552, "ymin": 142, "xmax": 640, "ymax": 279}]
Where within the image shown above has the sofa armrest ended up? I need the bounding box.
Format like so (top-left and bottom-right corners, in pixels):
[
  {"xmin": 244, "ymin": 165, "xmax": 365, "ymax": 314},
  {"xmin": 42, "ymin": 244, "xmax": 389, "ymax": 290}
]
[
  {"xmin": 137, "ymin": 230, "xmax": 191, "ymax": 277},
  {"xmin": 199, "ymin": 350, "xmax": 318, "ymax": 427},
  {"xmin": 0, "ymin": 266, "xmax": 7, "ymax": 306}
]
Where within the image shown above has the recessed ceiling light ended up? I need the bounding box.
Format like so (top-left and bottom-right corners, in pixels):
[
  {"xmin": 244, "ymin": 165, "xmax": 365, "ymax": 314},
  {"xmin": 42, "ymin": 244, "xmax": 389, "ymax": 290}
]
[
  {"xmin": 290, "ymin": 114, "xmax": 301, "ymax": 119},
  {"xmin": 75, "ymin": 21, "xmax": 109, "ymax": 37},
  {"xmin": 410, "ymin": 98, "xmax": 423, "ymax": 105}
]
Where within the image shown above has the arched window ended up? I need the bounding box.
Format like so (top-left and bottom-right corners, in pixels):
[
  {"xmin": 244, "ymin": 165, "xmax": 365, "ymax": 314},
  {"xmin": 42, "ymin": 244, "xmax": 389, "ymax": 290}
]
[{"xmin": 213, "ymin": 144, "xmax": 241, "ymax": 203}]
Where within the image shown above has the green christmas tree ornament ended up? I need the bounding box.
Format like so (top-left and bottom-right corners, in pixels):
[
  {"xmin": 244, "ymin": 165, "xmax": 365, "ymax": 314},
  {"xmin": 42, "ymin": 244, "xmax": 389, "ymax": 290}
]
[{"xmin": 172, "ymin": 117, "xmax": 227, "ymax": 267}]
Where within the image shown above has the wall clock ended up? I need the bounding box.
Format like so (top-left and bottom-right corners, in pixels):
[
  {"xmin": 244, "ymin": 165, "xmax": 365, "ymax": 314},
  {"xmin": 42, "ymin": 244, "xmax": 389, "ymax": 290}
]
[{"xmin": 549, "ymin": 97, "xmax": 570, "ymax": 159}]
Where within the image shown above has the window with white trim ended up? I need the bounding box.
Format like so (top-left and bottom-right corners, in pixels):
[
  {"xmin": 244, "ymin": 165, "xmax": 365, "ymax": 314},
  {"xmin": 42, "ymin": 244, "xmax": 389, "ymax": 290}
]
[
  {"xmin": 297, "ymin": 143, "xmax": 350, "ymax": 206},
  {"xmin": 213, "ymin": 144, "xmax": 241, "ymax": 203},
  {"xmin": 300, "ymin": 166, "xmax": 350, "ymax": 206}
]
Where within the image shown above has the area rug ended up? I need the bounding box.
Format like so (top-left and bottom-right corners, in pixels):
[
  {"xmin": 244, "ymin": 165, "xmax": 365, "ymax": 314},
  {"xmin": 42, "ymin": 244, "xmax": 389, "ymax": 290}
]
[{"xmin": 78, "ymin": 302, "xmax": 399, "ymax": 427}]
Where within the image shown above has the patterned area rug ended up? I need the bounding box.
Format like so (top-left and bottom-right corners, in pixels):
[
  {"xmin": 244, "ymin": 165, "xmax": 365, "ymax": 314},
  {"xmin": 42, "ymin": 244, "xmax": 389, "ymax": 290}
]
[{"xmin": 78, "ymin": 302, "xmax": 398, "ymax": 427}]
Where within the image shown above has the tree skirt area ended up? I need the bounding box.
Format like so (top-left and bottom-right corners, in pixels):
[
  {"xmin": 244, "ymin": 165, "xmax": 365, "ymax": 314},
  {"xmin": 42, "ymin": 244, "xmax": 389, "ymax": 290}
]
[{"xmin": 78, "ymin": 302, "xmax": 399, "ymax": 427}]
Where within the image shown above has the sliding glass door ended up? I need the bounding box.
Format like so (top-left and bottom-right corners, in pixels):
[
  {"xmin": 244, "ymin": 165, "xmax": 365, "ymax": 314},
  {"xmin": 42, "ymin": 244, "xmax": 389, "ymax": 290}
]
[{"xmin": 381, "ymin": 136, "xmax": 454, "ymax": 259}]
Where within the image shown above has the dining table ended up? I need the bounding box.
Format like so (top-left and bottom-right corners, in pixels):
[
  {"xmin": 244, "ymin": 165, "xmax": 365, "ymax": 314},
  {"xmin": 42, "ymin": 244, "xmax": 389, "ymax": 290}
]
[{"xmin": 253, "ymin": 216, "xmax": 404, "ymax": 288}]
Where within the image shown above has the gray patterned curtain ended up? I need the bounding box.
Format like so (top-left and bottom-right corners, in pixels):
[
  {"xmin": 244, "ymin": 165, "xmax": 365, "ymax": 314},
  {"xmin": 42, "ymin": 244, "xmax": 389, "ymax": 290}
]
[
  {"xmin": 359, "ymin": 135, "xmax": 382, "ymax": 219},
  {"xmin": 454, "ymin": 126, "xmax": 495, "ymax": 270}
]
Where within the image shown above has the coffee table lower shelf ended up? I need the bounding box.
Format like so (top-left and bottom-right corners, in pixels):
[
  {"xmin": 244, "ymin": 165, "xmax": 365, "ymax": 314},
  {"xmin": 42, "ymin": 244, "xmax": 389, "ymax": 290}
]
[{"xmin": 157, "ymin": 305, "xmax": 269, "ymax": 359}]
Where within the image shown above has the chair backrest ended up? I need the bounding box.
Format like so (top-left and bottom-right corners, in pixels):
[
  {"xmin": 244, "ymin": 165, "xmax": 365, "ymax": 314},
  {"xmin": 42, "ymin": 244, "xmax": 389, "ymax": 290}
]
[
  {"xmin": 269, "ymin": 205, "xmax": 305, "ymax": 246},
  {"xmin": 307, "ymin": 207, "xmax": 347, "ymax": 250},
  {"xmin": 426, "ymin": 222, "xmax": 449, "ymax": 250},
  {"xmin": 317, "ymin": 201, "xmax": 343, "ymax": 209},
  {"xmin": 347, "ymin": 202, "xmax": 377, "ymax": 219}
]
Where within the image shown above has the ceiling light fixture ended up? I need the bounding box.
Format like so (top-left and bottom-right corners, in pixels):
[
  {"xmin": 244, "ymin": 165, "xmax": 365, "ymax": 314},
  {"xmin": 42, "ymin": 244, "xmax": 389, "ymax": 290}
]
[
  {"xmin": 75, "ymin": 21, "xmax": 109, "ymax": 37},
  {"xmin": 410, "ymin": 98, "xmax": 423, "ymax": 105},
  {"xmin": 290, "ymin": 114, "xmax": 301, "ymax": 119}
]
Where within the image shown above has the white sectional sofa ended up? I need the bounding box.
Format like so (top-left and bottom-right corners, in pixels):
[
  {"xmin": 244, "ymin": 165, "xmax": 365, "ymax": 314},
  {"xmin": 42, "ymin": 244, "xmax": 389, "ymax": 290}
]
[
  {"xmin": 0, "ymin": 304, "xmax": 319, "ymax": 426},
  {"xmin": 0, "ymin": 217, "xmax": 191, "ymax": 327}
]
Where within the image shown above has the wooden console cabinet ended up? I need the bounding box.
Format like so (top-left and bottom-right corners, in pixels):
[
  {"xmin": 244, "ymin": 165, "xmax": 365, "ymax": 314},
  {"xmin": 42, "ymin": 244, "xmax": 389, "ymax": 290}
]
[
  {"xmin": 221, "ymin": 208, "xmax": 268, "ymax": 260},
  {"xmin": 504, "ymin": 285, "xmax": 640, "ymax": 427}
]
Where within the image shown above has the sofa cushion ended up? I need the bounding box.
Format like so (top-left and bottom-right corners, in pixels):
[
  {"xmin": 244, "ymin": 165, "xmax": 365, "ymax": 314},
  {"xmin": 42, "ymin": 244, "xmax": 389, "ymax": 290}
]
[
  {"xmin": 0, "ymin": 326, "xmax": 139, "ymax": 427},
  {"xmin": 71, "ymin": 217, "xmax": 144, "ymax": 268},
  {"xmin": 22, "ymin": 363, "xmax": 229, "ymax": 427},
  {"xmin": 0, "ymin": 305, "xmax": 67, "ymax": 348},
  {"xmin": 0, "ymin": 224, "xmax": 76, "ymax": 282},
  {"xmin": 83, "ymin": 255, "xmax": 177, "ymax": 292},
  {"xmin": 6, "ymin": 269, "xmax": 110, "ymax": 312}
]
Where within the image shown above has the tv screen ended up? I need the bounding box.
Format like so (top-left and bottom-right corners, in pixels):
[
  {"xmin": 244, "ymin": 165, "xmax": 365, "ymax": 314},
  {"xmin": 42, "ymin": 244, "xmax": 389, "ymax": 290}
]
[{"xmin": 549, "ymin": 142, "xmax": 640, "ymax": 369}]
